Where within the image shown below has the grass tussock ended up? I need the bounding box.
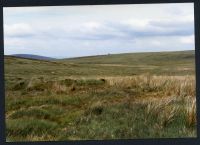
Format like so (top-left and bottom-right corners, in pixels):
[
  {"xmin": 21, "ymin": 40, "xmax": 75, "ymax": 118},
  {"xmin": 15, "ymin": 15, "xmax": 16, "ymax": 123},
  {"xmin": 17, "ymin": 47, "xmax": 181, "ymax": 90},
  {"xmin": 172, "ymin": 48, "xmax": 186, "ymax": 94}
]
[{"xmin": 185, "ymin": 97, "xmax": 197, "ymax": 127}]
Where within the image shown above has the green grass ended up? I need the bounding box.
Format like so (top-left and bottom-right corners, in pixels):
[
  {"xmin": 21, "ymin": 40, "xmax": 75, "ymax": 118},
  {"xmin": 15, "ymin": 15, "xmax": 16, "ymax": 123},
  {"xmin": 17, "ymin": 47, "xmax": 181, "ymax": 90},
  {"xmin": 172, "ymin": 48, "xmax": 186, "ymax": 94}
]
[{"xmin": 5, "ymin": 50, "xmax": 196, "ymax": 141}]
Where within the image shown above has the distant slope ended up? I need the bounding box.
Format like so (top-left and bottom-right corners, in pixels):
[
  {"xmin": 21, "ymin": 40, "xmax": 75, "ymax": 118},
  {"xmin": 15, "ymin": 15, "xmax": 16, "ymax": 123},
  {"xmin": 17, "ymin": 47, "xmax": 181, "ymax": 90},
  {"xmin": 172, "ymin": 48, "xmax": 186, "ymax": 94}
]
[
  {"xmin": 59, "ymin": 50, "xmax": 195, "ymax": 66},
  {"xmin": 5, "ymin": 50, "xmax": 195, "ymax": 76},
  {"xmin": 10, "ymin": 54, "xmax": 55, "ymax": 61}
]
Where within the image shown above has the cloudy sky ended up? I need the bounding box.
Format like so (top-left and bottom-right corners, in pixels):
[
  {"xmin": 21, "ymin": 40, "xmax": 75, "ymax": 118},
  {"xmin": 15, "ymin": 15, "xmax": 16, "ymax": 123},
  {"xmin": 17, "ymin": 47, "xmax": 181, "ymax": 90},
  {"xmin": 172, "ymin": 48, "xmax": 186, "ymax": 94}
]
[{"xmin": 3, "ymin": 3, "xmax": 194, "ymax": 58}]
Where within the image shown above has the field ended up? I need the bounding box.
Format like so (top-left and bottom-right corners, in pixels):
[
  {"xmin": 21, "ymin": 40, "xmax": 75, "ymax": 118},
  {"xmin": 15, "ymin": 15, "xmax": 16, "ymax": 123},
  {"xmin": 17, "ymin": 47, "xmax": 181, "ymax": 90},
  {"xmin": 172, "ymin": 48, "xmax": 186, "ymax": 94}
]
[{"xmin": 5, "ymin": 50, "xmax": 197, "ymax": 141}]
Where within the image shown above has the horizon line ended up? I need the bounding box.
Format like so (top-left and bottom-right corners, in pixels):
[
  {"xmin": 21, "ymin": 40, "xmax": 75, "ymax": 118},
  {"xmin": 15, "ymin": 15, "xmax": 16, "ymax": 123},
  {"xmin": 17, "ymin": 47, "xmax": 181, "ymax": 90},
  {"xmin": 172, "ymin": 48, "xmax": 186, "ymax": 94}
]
[{"xmin": 5, "ymin": 49, "xmax": 195, "ymax": 59}]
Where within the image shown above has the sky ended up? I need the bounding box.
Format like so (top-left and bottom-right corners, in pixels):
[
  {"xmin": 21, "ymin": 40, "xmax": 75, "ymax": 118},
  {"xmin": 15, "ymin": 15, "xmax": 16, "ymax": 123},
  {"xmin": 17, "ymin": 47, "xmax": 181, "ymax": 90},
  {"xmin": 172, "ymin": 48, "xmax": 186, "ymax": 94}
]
[{"xmin": 3, "ymin": 3, "xmax": 194, "ymax": 58}]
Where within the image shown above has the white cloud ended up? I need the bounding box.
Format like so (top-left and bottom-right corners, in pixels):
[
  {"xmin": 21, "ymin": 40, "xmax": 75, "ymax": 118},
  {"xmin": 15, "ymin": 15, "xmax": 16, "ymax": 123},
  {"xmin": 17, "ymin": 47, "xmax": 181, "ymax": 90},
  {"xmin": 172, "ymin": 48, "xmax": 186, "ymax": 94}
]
[
  {"xmin": 4, "ymin": 23, "xmax": 34, "ymax": 37},
  {"xmin": 151, "ymin": 40, "xmax": 162, "ymax": 46},
  {"xmin": 4, "ymin": 38, "xmax": 28, "ymax": 47},
  {"xmin": 83, "ymin": 21, "xmax": 102, "ymax": 30},
  {"xmin": 123, "ymin": 19, "xmax": 149, "ymax": 29},
  {"xmin": 180, "ymin": 35, "xmax": 194, "ymax": 44}
]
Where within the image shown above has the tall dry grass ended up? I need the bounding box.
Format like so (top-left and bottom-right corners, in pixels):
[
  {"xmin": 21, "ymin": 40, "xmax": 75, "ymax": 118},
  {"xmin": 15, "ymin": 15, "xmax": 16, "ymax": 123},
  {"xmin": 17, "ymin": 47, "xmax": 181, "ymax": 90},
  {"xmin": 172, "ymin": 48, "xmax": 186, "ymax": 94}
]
[
  {"xmin": 105, "ymin": 75, "xmax": 195, "ymax": 97},
  {"xmin": 185, "ymin": 96, "xmax": 196, "ymax": 127},
  {"xmin": 104, "ymin": 75, "xmax": 196, "ymax": 129}
]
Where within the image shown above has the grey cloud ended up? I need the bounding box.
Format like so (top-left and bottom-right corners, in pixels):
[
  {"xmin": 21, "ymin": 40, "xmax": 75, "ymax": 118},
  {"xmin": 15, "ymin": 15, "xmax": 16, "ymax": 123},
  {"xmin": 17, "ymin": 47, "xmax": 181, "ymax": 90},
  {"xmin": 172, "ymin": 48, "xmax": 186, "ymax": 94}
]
[
  {"xmin": 5, "ymin": 18, "xmax": 194, "ymax": 42},
  {"xmin": 61, "ymin": 19, "xmax": 194, "ymax": 41},
  {"xmin": 114, "ymin": 20, "xmax": 194, "ymax": 38}
]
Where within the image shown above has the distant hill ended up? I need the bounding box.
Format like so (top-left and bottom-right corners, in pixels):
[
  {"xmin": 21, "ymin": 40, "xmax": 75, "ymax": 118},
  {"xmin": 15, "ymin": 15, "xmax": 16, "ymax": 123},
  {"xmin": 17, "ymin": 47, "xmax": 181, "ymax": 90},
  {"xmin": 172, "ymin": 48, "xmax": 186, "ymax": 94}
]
[
  {"xmin": 5, "ymin": 50, "xmax": 195, "ymax": 76},
  {"xmin": 7, "ymin": 50, "xmax": 195, "ymax": 65},
  {"xmin": 10, "ymin": 54, "xmax": 55, "ymax": 61},
  {"xmin": 60, "ymin": 50, "xmax": 195, "ymax": 66}
]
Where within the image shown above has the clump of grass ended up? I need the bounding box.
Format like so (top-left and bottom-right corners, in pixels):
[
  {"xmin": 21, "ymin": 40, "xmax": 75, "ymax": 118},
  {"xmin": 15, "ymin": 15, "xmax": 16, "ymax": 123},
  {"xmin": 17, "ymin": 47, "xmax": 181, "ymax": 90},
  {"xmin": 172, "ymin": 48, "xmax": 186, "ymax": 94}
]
[
  {"xmin": 75, "ymin": 79, "xmax": 106, "ymax": 86},
  {"xmin": 185, "ymin": 97, "xmax": 196, "ymax": 127},
  {"xmin": 145, "ymin": 98, "xmax": 179, "ymax": 128},
  {"xmin": 24, "ymin": 134, "xmax": 57, "ymax": 141},
  {"xmin": 6, "ymin": 119, "xmax": 58, "ymax": 137},
  {"xmin": 9, "ymin": 108, "xmax": 52, "ymax": 120},
  {"xmin": 100, "ymin": 78, "xmax": 106, "ymax": 83},
  {"xmin": 159, "ymin": 107, "xmax": 179, "ymax": 128},
  {"xmin": 60, "ymin": 79, "xmax": 74, "ymax": 86},
  {"xmin": 12, "ymin": 80, "xmax": 27, "ymax": 91},
  {"xmin": 51, "ymin": 82, "xmax": 67, "ymax": 94},
  {"xmin": 59, "ymin": 110, "xmax": 84, "ymax": 126},
  {"xmin": 26, "ymin": 77, "xmax": 46, "ymax": 91},
  {"xmin": 70, "ymin": 85, "xmax": 76, "ymax": 92},
  {"xmin": 86, "ymin": 101, "xmax": 104, "ymax": 115}
]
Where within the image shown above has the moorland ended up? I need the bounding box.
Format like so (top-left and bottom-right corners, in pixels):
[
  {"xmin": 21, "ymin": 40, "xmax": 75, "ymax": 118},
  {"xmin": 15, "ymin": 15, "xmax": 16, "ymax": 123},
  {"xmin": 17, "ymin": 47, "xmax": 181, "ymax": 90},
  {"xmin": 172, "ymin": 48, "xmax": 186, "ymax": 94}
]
[{"xmin": 5, "ymin": 50, "xmax": 196, "ymax": 141}]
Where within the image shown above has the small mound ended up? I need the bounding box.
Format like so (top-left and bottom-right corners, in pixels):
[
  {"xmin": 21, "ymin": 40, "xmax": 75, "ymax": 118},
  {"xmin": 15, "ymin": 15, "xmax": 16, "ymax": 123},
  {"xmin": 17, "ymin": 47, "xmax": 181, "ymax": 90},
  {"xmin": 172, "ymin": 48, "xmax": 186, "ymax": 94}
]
[
  {"xmin": 26, "ymin": 77, "xmax": 46, "ymax": 91},
  {"xmin": 12, "ymin": 80, "xmax": 27, "ymax": 91},
  {"xmin": 75, "ymin": 79, "xmax": 106, "ymax": 86}
]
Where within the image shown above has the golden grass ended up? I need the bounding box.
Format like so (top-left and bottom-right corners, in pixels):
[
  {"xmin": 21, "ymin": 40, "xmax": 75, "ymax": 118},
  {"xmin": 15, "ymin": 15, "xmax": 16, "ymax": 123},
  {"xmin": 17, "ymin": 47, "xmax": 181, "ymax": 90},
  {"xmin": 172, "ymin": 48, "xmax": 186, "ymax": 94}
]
[
  {"xmin": 51, "ymin": 82, "xmax": 67, "ymax": 94},
  {"xmin": 185, "ymin": 96, "xmax": 197, "ymax": 127},
  {"xmin": 105, "ymin": 75, "xmax": 195, "ymax": 97}
]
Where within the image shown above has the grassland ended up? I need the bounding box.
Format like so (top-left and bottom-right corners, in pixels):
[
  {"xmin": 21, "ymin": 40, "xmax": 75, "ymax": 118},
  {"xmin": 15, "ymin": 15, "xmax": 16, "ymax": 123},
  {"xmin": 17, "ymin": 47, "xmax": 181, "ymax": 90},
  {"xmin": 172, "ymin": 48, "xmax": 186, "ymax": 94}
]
[{"xmin": 5, "ymin": 50, "xmax": 196, "ymax": 141}]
